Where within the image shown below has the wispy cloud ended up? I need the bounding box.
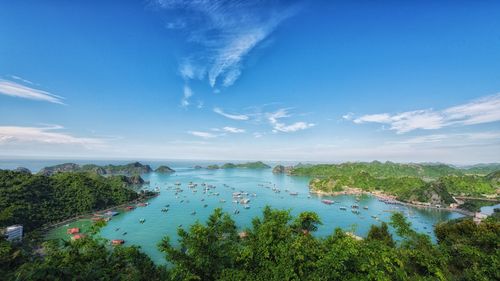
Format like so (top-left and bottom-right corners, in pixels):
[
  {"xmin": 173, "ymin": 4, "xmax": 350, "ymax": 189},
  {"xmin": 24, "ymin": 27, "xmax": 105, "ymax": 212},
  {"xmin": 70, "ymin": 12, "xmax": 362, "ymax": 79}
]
[
  {"xmin": 188, "ymin": 130, "xmax": 217, "ymax": 139},
  {"xmin": 267, "ymin": 108, "xmax": 315, "ymax": 133},
  {"xmin": 351, "ymin": 93, "xmax": 500, "ymax": 133},
  {"xmin": 181, "ymin": 84, "xmax": 193, "ymax": 107},
  {"xmin": 213, "ymin": 107, "xmax": 249, "ymax": 120},
  {"xmin": 0, "ymin": 79, "xmax": 64, "ymax": 104},
  {"xmin": 0, "ymin": 125, "xmax": 103, "ymax": 147},
  {"xmin": 154, "ymin": 0, "xmax": 300, "ymax": 102},
  {"xmin": 222, "ymin": 126, "xmax": 245, "ymax": 133}
]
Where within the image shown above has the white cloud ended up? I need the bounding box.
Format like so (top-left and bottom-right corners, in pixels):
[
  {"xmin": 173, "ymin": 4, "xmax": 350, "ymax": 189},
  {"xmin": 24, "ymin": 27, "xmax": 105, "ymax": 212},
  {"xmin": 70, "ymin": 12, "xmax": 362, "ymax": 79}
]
[
  {"xmin": 0, "ymin": 125, "xmax": 103, "ymax": 147},
  {"xmin": 253, "ymin": 132, "xmax": 263, "ymax": 138},
  {"xmin": 188, "ymin": 131, "xmax": 217, "ymax": 139},
  {"xmin": 0, "ymin": 79, "xmax": 64, "ymax": 104},
  {"xmin": 156, "ymin": 0, "xmax": 299, "ymax": 88},
  {"xmin": 267, "ymin": 108, "xmax": 315, "ymax": 133},
  {"xmin": 351, "ymin": 93, "xmax": 500, "ymax": 133},
  {"xmin": 342, "ymin": 112, "xmax": 354, "ymax": 121},
  {"xmin": 181, "ymin": 84, "xmax": 193, "ymax": 107},
  {"xmin": 213, "ymin": 107, "xmax": 249, "ymax": 120},
  {"xmin": 222, "ymin": 126, "xmax": 245, "ymax": 133}
]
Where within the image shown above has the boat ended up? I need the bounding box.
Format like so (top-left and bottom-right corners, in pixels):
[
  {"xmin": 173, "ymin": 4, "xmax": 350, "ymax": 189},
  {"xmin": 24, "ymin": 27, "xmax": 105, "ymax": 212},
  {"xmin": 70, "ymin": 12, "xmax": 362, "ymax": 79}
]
[
  {"xmin": 371, "ymin": 215, "xmax": 378, "ymax": 219},
  {"xmin": 351, "ymin": 204, "xmax": 359, "ymax": 209},
  {"xmin": 243, "ymin": 205, "xmax": 250, "ymax": 209},
  {"xmin": 219, "ymin": 199, "xmax": 226, "ymax": 203},
  {"xmin": 289, "ymin": 192, "xmax": 299, "ymax": 196},
  {"xmin": 204, "ymin": 204, "xmax": 208, "ymax": 208},
  {"xmin": 321, "ymin": 199, "xmax": 334, "ymax": 205},
  {"xmin": 352, "ymin": 210, "xmax": 360, "ymax": 214},
  {"xmin": 233, "ymin": 209, "xmax": 240, "ymax": 214},
  {"xmin": 122, "ymin": 232, "xmax": 127, "ymax": 235},
  {"xmin": 363, "ymin": 206, "xmax": 368, "ymax": 210},
  {"xmin": 111, "ymin": 239, "xmax": 125, "ymax": 245},
  {"xmin": 161, "ymin": 208, "xmax": 169, "ymax": 212},
  {"xmin": 339, "ymin": 207, "xmax": 347, "ymax": 210},
  {"xmin": 191, "ymin": 211, "xmax": 196, "ymax": 215},
  {"xmin": 139, "ymin": 219, "xmax": 146, "ymax": 224}
]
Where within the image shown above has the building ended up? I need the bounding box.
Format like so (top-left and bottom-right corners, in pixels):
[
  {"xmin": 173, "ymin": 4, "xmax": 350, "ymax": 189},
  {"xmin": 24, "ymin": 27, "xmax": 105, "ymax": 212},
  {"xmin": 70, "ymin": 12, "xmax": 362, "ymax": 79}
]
[
  {"xmin": 4, "ymin": 225, "xmax": 23, "ymax": 242},
  {"xmin": 473, "ymin": 212, "xmax": 488, "ymax": 224}
]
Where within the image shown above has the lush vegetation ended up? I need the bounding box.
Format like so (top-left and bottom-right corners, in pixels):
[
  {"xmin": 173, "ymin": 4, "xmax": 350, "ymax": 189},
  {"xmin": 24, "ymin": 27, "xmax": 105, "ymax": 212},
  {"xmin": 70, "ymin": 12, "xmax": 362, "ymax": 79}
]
[
  {"xmin": 220, "ymin": 161, "xmax": 271, "ymax": 169},
  {"xmin": 1, "ymin": 207, "xmax": 499, "ymax": 280},
  {"xmin": 154, "ymin": 165, "xmax": 175, "ymax": 173},
  {"xmin": 291, "ymin": 161, "xmax": 464, "ymax": 179},
  {"xmin": 0, "ymin": 170, "xmax": 140, "ymax": 232},
  {"xmin": 38, "ymin": 162, "xmax": 153, "ymax": 176},
  {"xmin": 308, "ymin": 172, "xmax": 456, "ymax": 204},
  {"xmin": 294, "ymin": 162, "xmax": 499, "ymax": 203}
]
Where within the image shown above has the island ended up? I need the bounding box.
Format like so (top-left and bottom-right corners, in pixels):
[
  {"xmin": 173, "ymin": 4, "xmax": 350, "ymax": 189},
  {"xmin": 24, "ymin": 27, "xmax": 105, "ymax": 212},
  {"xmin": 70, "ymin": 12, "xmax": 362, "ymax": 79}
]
[
  {"xmin": 154, "ymin": 165, "xmax": 175, "ymax": 173},
  {"xmin": 38, "ymin": 161, "xmax": 153, "ymax": 176},
  {"xmin": 219, "ymin": 161, "xmax": 271, "ymax": 169},
  {"xmin": 289, "ymin": 161, "xmax": 500, "ymax": 211},
  {"xmin": 272, "ymin": 164, "xmax": 293, "ymax": 174}
]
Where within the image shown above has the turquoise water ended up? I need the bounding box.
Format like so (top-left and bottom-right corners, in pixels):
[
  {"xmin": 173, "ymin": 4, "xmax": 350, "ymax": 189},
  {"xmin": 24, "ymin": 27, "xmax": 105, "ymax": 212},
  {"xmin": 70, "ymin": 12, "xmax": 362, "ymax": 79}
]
[{"xmin": 97, "ymin": 167, "xmax": 464, "ymax": 264}]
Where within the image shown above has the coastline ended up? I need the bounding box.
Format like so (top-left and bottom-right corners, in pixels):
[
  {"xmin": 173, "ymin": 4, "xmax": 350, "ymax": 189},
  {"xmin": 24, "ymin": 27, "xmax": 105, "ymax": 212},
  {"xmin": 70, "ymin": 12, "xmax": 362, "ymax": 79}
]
[
  {"xmin": 39, "ymin": 194, "xmax": 158, "ymax": 238},
  {"xmin": 309, "ymin": 187, "xmax": 475, "ymax": 216}
]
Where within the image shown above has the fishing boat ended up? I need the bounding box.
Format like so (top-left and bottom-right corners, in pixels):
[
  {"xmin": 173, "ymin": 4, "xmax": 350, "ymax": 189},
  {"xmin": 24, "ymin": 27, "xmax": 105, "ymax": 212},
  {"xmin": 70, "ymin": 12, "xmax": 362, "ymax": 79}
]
[
  {"xmin": 203, "ymin": 204, "xmax": 208, "ymax": 208},
  {"xmin": 233, "ymin": 209, "xmax": 240, "ymax": 214},
  {"xmin": 363, "ymin": 206, "xmax": 368, "ymax": 210},
  {"xmin": 339, "ymin": 207, "xmax": 347, "ymax": 210},
  {"xmin": 321, "ymin": 199, "xmax": 334, "ymax": 205},
  {"xmin": 139, "ymin": 218, "xmax": 146, "ymax": 224},
  {"xmin": 219, "ymin": 199, "xmax": 226, "ymax": 203},
  {"xmin": 351, "ymin": 204, "xmax": 359, "ymax": 209},
  {"xmin": 243, "ymin": 205, "xmax": 250, "ymax": 209},
  {"xmin": 352, "ymin": 210, "xmax": 360, "ymax": 214},
  {"xmin": 289, "ymin": 192, "xmax": 299, "ymax": 196},
  {"xmin": 191, "ymin": 211, "xmax": 196, "ymax": 215},
  {"xmin": 111, "ymin": 239, "xmax": 125, "ymax": 245},
  {"xmin": 161, "ymin": 208, "xmax": 169, "ymax": 212}
]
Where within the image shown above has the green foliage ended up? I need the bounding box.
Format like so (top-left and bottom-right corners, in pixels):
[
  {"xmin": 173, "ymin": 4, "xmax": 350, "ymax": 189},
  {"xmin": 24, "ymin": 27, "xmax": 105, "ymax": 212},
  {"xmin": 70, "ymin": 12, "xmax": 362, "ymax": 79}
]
[
  {"xmin": 158, "ymin": 208, "xmax": 238, "ymax": 280},
  {"xmin": 291, "ymin": 161, "xmax": 463, "ymax": 179},
  {"xmin": 14, "ymin": 237, "xmax": 167, "ymax": 281},
  {"xmin": 437, "ymin": 175, "xmax": 496, "ymax": 196},
  {"xmin": 0, "ymin": 170, "xmax": 139, "ymax": 232},
  {"xmin": 366, "ymin": 222, "xmax": 395, "ymax": 247},
  {"xmin": 221, "ymin": 161, "xmax": 271, "ymax": 169},
  {"xmin": 299, "ymin": 163, "xmax": 498, "ymax": 203},
  {"xmin": 2, "ymin": 207, "xmax": 499, "ymax": 280}
]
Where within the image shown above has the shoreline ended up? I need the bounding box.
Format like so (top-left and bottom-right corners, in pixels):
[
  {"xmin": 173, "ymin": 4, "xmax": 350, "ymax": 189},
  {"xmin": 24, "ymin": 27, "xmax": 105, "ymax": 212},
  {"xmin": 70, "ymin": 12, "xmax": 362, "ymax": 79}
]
[
  {"xmin": 309, "ymin": 188, "xmax": 475, "ymax": 216},
  {"xmin": 40, "ymin": 194, "xmax": 158, "ymax": 238}
]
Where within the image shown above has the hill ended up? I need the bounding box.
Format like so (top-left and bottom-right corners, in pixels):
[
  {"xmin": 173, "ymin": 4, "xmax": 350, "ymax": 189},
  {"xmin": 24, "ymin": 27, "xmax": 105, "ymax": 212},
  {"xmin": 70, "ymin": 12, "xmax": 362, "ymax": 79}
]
[{"xmin": 38, "ymin": 162, "xmax": 153, "ymax": 176}]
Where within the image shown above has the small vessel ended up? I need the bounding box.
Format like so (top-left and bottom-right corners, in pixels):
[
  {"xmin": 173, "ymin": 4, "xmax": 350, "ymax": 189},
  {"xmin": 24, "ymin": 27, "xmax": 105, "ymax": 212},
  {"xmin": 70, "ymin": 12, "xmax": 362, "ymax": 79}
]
[
  {"xmin": 191, "ymin": 211, "xmax": 196, "ymax": 215},
  {"xmin": 122, "ymin": 232, "xmax": 127, "ymax": 235},
  {"xmin": 111, "ymin": 239, "xmax": 125, "ymax": 245},
  {"xmin": 363, "ymin": 206, "xmax": 368, "ymax": 210},
  {"xmin": 289, "ymin": 192, "xmax": 299, "ymax": 196},
  {"xmin": 321, "ymin": 199, "xmax": 334, "ymax": 205},
  {"xmin": 352, "ymin": 210, "xmax": 360, "ymax": 214},
  {"xmin": 243, "ymin": 205, "xmax": 250, "ymax": 209},
  {"xmin": 161, "ymin": 208, "xmax": 169, "ymax": 212},
  {"xmin": 204, "ymin": 204, "xmax": 208, "ymax": 208},
  {"xmin": 139, "ymin": 218, "xmax": 146, "ymax": 224},
  {"xmin": 219, "ymin": 199, "xmax": 226, "ymax": 203},
  {"xmin": 351, "ymin": 204, "xmax": 359, "ymax": 209},
  {"xmin": 234, "ymin": 209, "xmax": 240, "ymax": 214},
  {"xmin": 339, "ymin": 207, "xmax": 347, "ymax": 210}
]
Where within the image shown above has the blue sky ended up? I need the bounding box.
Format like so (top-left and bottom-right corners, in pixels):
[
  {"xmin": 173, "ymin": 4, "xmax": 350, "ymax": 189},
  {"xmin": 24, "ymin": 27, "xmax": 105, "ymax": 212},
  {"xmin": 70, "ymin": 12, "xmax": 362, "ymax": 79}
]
[{"xmin": 0, "ymin": 0, "xmax": 499, "ymax": 164}]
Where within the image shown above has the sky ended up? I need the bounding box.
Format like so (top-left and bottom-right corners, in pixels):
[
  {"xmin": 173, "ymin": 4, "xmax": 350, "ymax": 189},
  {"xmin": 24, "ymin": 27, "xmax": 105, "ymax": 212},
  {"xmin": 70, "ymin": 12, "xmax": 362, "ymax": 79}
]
[{"xmin": 0, "ymin": 0, "xmax": 500, "ymax": 164}]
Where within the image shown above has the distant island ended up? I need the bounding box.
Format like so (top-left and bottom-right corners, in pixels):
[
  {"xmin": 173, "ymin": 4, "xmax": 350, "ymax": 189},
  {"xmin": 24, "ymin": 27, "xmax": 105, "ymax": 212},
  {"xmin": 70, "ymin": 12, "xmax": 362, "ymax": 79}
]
[
  {"xmin": 154, "ymin": 165, "xmax": 175, "ymax": 173},
  {"xmin": 205, "ymin": 161, "xmax": 271, "ymax": 170}
]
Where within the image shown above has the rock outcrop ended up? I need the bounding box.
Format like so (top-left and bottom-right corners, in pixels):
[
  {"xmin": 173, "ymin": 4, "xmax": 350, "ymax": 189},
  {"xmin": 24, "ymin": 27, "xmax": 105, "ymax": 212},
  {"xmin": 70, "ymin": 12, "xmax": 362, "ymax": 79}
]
[
  {"xmin": 38, "ymin": 163, "xmax": 80, "ymax": 176},
  {"xmin": 14, "ymin": 167, "xmax": 32, "ymax": 174},
  {"xmin": 155, "ymin": 165, "xmax": 175, "ymax": 173},
  {"xmin": 38, "ymin": 162, "xmax": 153, "ymax": 176},
  {"xmin": 272, "ymin": 165, "xmax": 293, "ymax": 174}
]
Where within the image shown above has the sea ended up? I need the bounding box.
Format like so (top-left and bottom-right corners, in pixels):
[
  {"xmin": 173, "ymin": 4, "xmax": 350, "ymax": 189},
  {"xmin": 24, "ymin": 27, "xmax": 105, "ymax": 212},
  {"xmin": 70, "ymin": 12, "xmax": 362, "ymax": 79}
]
[{"xmin": 0, "ymin": 159, "xmax": 472, "ymax": 264}]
